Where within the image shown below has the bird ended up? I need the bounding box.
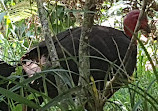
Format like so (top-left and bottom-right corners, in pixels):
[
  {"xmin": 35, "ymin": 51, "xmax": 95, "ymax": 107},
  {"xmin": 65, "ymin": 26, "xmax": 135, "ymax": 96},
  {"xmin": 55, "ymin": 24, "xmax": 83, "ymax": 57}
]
[
  {"xmin": 0, "ymin": 10, "xmax": 150, "ymax": 110},
  {"xmin": 21, "ymin": 10, "xmax": 150, "ymax": 96},
  {"xmin": 22, "ymin": 10, "xmax": 150, "ymax": 90}
]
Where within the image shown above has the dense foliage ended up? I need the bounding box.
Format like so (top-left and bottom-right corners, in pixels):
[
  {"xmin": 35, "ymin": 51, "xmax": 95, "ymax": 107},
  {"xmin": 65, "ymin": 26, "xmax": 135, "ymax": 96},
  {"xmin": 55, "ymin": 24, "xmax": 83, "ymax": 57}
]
[{"xmin": 0, "ymin": 0, "xmax": 158, "ymax": 110}]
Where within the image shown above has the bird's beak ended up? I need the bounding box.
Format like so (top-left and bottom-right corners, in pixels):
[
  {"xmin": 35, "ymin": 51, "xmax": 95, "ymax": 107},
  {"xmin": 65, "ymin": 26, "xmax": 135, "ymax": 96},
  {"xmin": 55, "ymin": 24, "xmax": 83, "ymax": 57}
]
[
  {"xmin": 142, "ymin": 25, "xmax": 151, "ymax": 38},
  {"xmin": 142, "ymin": 24, "xmax": 151, "ymax": 37},
  {"xmin": 144, "ymin": 24, "xmax": 151, "ymax": 33}
]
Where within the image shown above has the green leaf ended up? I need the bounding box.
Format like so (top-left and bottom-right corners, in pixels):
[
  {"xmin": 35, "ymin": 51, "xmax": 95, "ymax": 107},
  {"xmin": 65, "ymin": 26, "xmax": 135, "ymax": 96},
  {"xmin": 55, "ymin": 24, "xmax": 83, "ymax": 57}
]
[
  {"xmin": 40, "ymin": 86, "xmax": 81, "ymax": 111},
  {"xmin": 12, "ymin": 104, "xmax": 22, "ymax": 111},
  {"xmin": 132, "ymin": 100, "xmax": 142, "ymax": 111},
  {"xmin": 0, "ymin": 87, "xmax": 41, "ymax": 109}
]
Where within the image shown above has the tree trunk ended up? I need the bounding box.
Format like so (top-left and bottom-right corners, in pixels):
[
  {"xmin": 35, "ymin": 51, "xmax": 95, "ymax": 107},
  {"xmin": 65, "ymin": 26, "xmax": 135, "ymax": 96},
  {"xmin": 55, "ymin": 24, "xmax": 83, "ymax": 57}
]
[
  {"xmin": 36, "ymin": 0, "xmax": 68, "ymax": 103},
  {"xmin": 78, "ymin": 0, "xmax": 98, "ymax": 110}
]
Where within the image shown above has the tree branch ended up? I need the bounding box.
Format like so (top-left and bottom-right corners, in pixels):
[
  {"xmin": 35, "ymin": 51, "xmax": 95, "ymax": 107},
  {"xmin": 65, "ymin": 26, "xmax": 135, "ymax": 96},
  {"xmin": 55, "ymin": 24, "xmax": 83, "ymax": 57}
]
[
  {"xmin": 103, "ymin": 0, "xmax": 148, "ymax": 100},
  {"xmin": 147, "ymin": 0, "xmax": 158, "ymax": 11}
]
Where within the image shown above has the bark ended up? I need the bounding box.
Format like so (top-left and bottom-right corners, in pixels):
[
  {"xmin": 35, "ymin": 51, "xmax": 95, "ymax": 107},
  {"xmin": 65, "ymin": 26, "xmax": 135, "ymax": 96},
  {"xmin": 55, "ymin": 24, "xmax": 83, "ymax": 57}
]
[
  {"xmin": 78, "ymin": 0, "xmax": 97, "ymax": 110},
  {"xmin": 79, "ymin": 0, "xmax": 95, "ymax": 86},
  {"xmin": 36, "ymin": 0, "xmax": 67, "ymax": 94}
]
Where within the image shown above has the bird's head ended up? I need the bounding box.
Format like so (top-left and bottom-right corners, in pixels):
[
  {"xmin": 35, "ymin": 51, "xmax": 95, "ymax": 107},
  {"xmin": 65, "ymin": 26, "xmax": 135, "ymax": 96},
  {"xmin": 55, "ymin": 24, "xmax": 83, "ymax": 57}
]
[{"xmin": 123, "ymin": 10, "xmax": 151, "ymax": 38}]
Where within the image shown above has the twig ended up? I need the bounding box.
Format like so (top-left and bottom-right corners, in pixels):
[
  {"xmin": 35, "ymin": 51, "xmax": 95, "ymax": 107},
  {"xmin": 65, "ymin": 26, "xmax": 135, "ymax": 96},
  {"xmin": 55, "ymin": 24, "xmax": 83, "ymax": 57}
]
[{"xmin": 103, "ymin": 0, "xmax": 148, "ymax": 101}]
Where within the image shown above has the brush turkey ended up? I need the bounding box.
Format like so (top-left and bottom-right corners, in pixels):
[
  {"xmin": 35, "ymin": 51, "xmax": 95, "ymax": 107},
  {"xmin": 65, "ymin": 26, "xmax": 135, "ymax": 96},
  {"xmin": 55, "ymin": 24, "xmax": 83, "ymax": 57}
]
[
  {"xmin": 0, "ymin": 10, "xmax": 150, "ymax": 110},
  {"xmin": 21, "ymin": 10, "xmax": 150, "ymax": 97}
]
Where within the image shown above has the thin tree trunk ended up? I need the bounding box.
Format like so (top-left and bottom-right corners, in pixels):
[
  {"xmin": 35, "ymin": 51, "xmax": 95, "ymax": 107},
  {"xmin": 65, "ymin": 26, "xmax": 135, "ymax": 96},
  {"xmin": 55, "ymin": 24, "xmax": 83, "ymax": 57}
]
[
  {"xmin": 36, "ymin": 0, "xmax": 67, "ymax": 95},
  {"xmin": 78, "ymin": 0, "xmax": 97, "ymax": 110},
  {"xmin": 79, "ymin": 0, "xmax": 96, "ymax": 86}
]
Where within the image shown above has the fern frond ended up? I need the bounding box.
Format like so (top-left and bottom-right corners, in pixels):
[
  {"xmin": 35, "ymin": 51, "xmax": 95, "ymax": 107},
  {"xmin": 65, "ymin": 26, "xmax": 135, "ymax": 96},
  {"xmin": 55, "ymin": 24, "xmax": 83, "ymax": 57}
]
[{"xmin": 7, "ymin": 1, "xmax": 37, "ymax": 22}]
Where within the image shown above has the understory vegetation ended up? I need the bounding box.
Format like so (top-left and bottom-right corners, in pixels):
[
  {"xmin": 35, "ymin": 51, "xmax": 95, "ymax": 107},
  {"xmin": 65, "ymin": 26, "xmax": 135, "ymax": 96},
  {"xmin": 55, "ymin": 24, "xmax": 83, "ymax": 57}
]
[{"xmin": 0, "ymin": 0, "xmax": 158, "ymax": 111}]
